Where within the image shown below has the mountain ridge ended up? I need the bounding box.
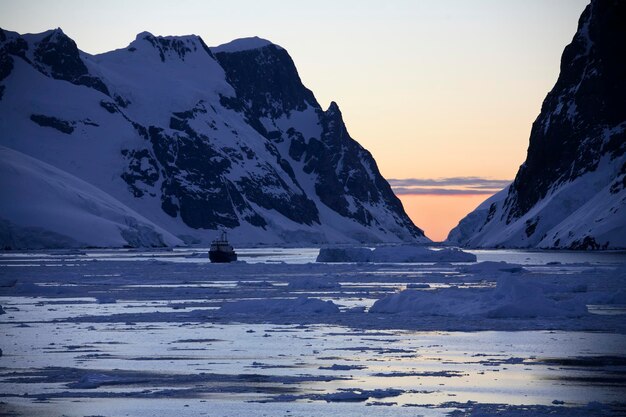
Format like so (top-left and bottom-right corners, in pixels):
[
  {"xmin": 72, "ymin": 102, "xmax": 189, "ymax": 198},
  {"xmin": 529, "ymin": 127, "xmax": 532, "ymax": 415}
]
[{"xmin": 0, "ymin": 27, "xmax": 426, "ymax": 248}]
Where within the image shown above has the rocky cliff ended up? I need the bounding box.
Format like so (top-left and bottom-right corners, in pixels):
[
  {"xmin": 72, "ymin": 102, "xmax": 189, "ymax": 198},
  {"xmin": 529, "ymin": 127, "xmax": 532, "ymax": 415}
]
[{"xmin": 447, "ymin": 0, "xmax": 625, "ymax": 249}]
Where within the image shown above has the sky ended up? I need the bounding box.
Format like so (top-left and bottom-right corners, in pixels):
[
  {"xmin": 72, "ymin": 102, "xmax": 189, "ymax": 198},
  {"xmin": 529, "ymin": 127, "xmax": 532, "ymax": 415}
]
[{"xmin": 0, "ymin": 0, "xmax": 589, "ymax": 241}]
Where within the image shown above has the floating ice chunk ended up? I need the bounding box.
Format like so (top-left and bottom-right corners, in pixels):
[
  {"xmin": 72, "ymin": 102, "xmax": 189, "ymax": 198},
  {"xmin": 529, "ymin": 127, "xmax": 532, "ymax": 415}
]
[
  {"xmin": 68, "ymin": 373, "xmax": 127, "ymax": 389},
  {"xmin": 486, "ymin": 276, "xmax": 587, "ymax": 318},
  {"xmin": 372, "ymin": 246, "xmax": 476, "ymax": 263},
  {"xmin": 406, "ymin": 283, "xmax": 431, "ymax": 289},
  {"xmin": 322, "ymin": 390, "xmax": 370, "ymax": 402},
  {"xmin": 370, "ymin": 276, "xmax": 588, "ymax": 318},
  {"xmin": 369, "ymin": 287, "xmax": 483, "ymax": 316},
  {"xmin": 238, "ymin": 280, "xmax": 274, "ymax": 288},
  {"xmin": 460, "ymin": 261, "xmax": 527, "ymax": 275},
  {"xmin": 317, "ymin": 245, "xmax": 476, "ymax": 263},
  {"xmin": 95, "ymin": 295, "xmax": 117, "ymax": 304},
  {"xmin": 316, "ymin": 247, "xmax": 372, "ymax": 262},
  {"xmin": 319, "ymin": 364, "xmax": 367, "ymax": 371},
  {"xmin": 288, "ymin": 278, "xmax": 341, "ymax": 290},
  {"xmin": 317, "ymin": 388, "xmax": 403, "ymax": 403},
  {"xmin": 219, "ymin": 296, "xmax": 340, "ymax": 315}
]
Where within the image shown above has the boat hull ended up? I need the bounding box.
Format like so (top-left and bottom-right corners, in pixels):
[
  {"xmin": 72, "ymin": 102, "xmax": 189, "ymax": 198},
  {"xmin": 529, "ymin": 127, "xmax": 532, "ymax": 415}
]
[{"xmin": 209, "ymin": 250, "xmax": 237, "ymax": 263}]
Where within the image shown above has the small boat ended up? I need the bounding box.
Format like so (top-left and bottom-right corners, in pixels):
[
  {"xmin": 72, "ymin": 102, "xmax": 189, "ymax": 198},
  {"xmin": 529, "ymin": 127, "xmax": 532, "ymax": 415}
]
[{"xmin": 209, "ymin": 230, "xmax": 237, "ymax": 263}]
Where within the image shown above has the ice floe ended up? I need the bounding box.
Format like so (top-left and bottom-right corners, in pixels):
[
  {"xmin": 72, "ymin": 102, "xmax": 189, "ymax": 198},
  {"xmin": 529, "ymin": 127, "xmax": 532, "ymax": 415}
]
[
  {"xmin": 317, "ymin": 245, "xmax": 476, "ymax": 263},
  {"xmin": 370, "ymin": 276, "xmax": 589, "ymax": 318},
  {"xmin": 219, "ymin": 296, "xmax": 340, "ymax": 315}
]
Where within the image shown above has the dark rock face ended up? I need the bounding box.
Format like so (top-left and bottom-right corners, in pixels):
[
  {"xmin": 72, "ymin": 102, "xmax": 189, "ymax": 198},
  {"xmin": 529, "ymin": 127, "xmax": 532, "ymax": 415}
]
[
  {"xmin": 503, "ymin": 0, "xmax": 626, "ymax": 222},
  {"xmin": 306, "ymin": 103, "xmax": 380, "ymax": 226},
  {"xmin": 120, "ymin": 148, "xmax": 160, "ymax": 198},
  {"xmin": 216, "ymin": 45, "xmax": 425, "ymax": 239},
  {"xmin": 34, "ymin": 30, "xmax": 109, "ymax": 95},
  {"xmin": 146, "ymin": 125, "xmax": 243, "ymax": 229},
  {"xmin": 447, "ymin": 0, "xmax": 625, "ymax": 249},
  {"xmin": 140, "ymin": 32, "xmax": 203, "ymax": 62},
  {"xmin": 164, "ymin": 101, "xmax": 317, "ymax": 229},
  {"xmin": 0, "ymin": 29, "xmax": 28, "ymax": 89},
  {"xmin": 30, "ymin": 114, "xmax": 74, "ymax": 134},
  {"xmin": 0, "ymin": 28, "xmax": 109, "ymax": 95},
  {"xmin": 215, "ymin": 45, "xmax": 317, "ymax": 121}
]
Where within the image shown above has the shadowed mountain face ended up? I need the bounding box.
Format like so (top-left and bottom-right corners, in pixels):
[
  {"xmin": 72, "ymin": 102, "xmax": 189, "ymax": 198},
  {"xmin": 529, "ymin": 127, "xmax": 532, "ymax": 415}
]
[
  {"xmin": 448, "ymin": 0, "xmax": 626, "ymax": 250},
  {"xmin": 505, "ymin": 0, "xmax": 626, "ymax": 221},
  {"xmin": 0, "ymin": 30, "xmax": 425, "ymax": 247}
]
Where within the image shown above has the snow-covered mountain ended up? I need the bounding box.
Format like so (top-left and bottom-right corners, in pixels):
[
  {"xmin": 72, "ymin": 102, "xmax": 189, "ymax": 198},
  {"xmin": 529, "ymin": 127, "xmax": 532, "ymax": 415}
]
[
  {"xmin": 447, "ymin": 0, "xmax": 626, "ymax": 249},
  {"xmin": 0, "ymin": 146, "xmax": 182, "ymax": 249},
  {"xmin": 0, "ymin": 29, "xmax": 427, "ymax": 248}
]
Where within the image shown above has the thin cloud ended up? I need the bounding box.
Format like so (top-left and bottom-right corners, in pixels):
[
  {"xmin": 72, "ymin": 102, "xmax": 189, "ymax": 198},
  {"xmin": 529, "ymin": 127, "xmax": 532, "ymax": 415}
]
[
  {"xmin": 389, "ymin": 177, "xmax": 511, "ymax": 196},
  {"xmin": 388, "ymin": 177, "xmax": 511, "ymax": 188},
  {"xmin": 392, "ymin": 187, "xmax": 500, "ymax": 195}
]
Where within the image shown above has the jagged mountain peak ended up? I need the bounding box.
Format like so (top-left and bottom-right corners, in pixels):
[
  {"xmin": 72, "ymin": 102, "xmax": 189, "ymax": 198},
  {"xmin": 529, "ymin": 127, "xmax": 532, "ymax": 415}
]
[
  {"xmin": 133, "ymin": 31, "xmax": 206, "ymax": 45},
  {"xmin": 42, "ymin": 27, "xmax": 65, "ymax": 38},
  {"xmin": 125, "ymin": 31, "xmax": 214, "ymax": 62},
  {"xmin": 0, "ymin": 27, "xmax": 77, "ymax": 52},
  {"xmin": 0, "ymin": 26, "xmax": 68, "ymax": 46},
  {"xmin": 0, "ymin": 26, "xmax": 109, "ymax": 95},
  {"xmin": 211, "ymin": 36, "xmax": 281, "ymax": 54},
  {"xmin": 135, "ymin": 30, "xmax": 155, "ymax": 40},
  {"xmin": 325, "ymin": 101, "xmax": 341, "ymax": 116}
]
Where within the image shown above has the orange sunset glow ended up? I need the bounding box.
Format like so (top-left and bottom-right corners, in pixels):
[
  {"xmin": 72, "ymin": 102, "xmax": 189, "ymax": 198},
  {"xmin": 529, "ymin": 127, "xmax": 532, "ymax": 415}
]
[{"xmin": 399, "ymin": 194, "xmax": 491, "ymax": 242}]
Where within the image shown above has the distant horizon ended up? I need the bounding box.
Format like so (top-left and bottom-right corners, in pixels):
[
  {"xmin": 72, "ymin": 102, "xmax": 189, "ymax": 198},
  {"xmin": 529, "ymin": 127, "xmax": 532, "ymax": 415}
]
[{"xmin": 0, "ymin": 0, "xmax": 589, "ymax": 241}]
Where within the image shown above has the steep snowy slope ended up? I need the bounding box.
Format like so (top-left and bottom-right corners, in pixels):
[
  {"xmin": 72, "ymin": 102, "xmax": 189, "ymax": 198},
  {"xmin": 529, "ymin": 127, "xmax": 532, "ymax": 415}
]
[
  {"xmin": 447, "ymin": 0, "xmax": 626, "ymax": 249},
  {"xmin": 445, "ymin": 186, "xmax": 509, "ymax": 247},
  {"xmin": 0, "ymin": 28, "xmax": 427, "ymax": 247},
  {"xmin": 0, "ymin": 146, "xmax": 182, "ymax": 249}
]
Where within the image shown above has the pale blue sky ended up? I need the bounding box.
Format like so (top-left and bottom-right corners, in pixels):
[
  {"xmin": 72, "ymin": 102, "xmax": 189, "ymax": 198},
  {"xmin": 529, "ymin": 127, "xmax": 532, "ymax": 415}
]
[{"xmin": 0, "ymin": 0, "xmax": 588, "ymax": 179}]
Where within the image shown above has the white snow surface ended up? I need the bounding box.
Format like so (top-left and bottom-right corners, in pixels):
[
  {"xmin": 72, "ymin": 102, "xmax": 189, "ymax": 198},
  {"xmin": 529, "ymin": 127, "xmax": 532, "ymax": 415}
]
[
  {"xmin": 0, "ymin": 146, "xmax": 182, "ymax": 249},
  {"xmin": 211, "ymin": 36, "xmax": 280, "ymax": 54},
  {"xmin": 445, "ymin": 186, "xmax": 508, "ymax": 246},
  {"xmin": 448, "ymin": 155, "xmax": 626, "ymax": 249}
]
